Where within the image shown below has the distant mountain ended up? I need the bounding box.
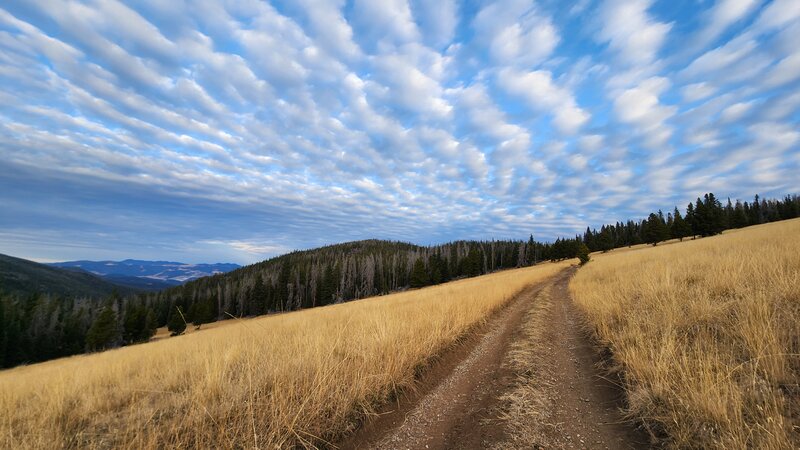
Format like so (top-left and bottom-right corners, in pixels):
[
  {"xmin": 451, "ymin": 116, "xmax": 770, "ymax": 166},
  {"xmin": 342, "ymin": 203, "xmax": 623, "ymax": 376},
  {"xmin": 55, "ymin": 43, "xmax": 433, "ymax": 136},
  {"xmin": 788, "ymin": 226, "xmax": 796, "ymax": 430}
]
[
  {"xmin": 95, "ymin": 274, "xmax": 179, "ymax": 291},
  {"xmin": 49, "ymin": 259, "xmax": 240, "ymax": 289},
  {"xmin": 0, "ymin": 253, "xmax": 137, "ymax": 298}
]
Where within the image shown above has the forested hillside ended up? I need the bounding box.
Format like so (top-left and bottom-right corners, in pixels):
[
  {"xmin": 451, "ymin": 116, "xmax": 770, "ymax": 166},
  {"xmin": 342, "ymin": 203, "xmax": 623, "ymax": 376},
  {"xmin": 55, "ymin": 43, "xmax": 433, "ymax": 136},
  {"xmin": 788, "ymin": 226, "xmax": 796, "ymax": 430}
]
[
  {"xmin": 143, "ymin": 238, "xmax": 567, "ymax": 332},
  {"xmin": 2, "ymin": 192, "xmax": 797, "ymax": 369},
  {"xmin": 581, "ymin": 194, "xmax": 800, "ymax": 251},
  {"xmin": 0, "ymin": 237, "xmax": 573, "ymax": 368},
  {"xmin": 0, "ymin": 253, "xmax": 136, "ymax": 298}
]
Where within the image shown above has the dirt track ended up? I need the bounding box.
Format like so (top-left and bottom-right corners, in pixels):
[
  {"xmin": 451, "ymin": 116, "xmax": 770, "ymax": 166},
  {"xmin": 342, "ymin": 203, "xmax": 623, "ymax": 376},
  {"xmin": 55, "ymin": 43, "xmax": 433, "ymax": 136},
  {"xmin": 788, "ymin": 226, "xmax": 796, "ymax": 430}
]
[{"xmin": 339, "ymin": 266, "xmax": 649, "ymax": 449}]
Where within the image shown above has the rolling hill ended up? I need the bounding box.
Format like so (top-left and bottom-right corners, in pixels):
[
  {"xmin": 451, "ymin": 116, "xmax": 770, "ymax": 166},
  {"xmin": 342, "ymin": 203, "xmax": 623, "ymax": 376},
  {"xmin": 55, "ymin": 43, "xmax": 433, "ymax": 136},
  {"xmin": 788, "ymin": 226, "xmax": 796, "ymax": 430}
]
[{"xmin": 0, "ymin": 253, "xmax": 137, "ymax": 298}]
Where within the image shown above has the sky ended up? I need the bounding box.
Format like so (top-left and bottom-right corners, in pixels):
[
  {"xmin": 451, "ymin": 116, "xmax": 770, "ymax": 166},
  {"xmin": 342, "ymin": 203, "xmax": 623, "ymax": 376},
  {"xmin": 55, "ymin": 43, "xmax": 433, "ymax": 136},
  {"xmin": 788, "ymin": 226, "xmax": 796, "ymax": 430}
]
[{"xmin": 0, "ymin": 0, "xmax": 798, "ymax": 265}]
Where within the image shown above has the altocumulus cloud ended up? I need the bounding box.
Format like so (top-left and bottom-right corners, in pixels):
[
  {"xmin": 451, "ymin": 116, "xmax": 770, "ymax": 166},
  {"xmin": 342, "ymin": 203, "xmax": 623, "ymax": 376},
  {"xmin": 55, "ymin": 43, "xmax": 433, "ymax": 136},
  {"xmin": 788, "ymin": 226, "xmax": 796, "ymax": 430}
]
[{"xmin": 0, "ymin": 0, "xmax": 798, "ymax": 264}]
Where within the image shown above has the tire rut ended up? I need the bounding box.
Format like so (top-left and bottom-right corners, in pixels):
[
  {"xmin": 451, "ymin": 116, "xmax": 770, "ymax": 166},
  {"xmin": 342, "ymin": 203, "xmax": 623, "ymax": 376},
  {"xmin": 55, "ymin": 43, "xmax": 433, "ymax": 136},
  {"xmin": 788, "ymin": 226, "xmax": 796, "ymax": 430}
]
[{"xmin": 339, "ymin": 267, "xmax": 647, "ymax": 449}]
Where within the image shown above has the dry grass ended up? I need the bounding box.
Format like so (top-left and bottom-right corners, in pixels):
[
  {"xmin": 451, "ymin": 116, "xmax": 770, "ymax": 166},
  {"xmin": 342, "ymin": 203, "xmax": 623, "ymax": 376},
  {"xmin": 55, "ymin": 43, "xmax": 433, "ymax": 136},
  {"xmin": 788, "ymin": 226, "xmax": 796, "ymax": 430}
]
[
  {"xmin": 0, "ymin": 261, "xmax": 569, "ymax": 449},
  {"xmin": 570, "ymin": 218, "xmax": 800, "ymax": 449}
]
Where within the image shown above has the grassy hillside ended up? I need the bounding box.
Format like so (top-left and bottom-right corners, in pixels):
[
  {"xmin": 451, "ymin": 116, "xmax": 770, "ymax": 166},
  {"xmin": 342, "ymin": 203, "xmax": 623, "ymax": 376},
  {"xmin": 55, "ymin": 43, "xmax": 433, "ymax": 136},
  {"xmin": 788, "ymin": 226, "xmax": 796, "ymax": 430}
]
[
  {"xmin": 570, "ymin": 218, "xmax": 800, "ymax": 449},
  {"xmin": 0, "ymin": 253, "xmax": 136, "ymax": 298},
  {"xmin": 137, "ymin": 237, "xmax": 557, "ymax": 327},
  {"xmin": 0, "ymin": 260, "xmax": 570, "ymax": 449}
]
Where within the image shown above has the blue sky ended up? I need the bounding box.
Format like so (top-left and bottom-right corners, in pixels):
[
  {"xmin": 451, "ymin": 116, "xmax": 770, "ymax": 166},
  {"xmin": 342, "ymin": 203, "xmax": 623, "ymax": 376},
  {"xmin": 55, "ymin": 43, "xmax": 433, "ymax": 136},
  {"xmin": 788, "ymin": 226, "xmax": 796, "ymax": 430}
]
[{"xmin": 0, "ymin": 0, "xmax": 798, "ymax": 265}]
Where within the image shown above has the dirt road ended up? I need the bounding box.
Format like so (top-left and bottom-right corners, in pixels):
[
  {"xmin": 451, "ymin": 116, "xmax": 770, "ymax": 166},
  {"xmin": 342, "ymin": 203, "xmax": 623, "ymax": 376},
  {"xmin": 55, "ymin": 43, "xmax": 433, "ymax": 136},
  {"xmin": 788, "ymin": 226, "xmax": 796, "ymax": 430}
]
[{"xmin": 339, "ymin": 266, "xmax": 649, "ymax": 449}]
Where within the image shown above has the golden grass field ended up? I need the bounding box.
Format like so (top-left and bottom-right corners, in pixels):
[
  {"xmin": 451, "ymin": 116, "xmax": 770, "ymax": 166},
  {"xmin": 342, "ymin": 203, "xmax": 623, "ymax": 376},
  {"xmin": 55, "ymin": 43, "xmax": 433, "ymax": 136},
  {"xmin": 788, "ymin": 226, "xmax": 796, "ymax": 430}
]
[
  {"xmin": 0, "ymin": 260, "xmax": 569, "ymax": 449},
  {"xmin": 571, "ymin": 218, "xmax": 800, "ymax": 449}
]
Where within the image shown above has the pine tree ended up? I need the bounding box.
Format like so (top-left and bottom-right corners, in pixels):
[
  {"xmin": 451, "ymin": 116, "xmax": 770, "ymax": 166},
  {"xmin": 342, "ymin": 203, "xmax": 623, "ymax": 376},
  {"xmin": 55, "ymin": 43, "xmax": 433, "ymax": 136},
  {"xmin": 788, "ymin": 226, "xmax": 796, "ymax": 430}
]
[
  {"xmin": 576, "ymin": 242, "xmax": 590, "ymax": 265},
  {"xmin": 409, "ymin": 258, "xmax": 429, "ymax": 288},
  {"xmin": 167, "ymin": 306, "xmax": 187, "ymax": 336},
  {"xmin": 597, "ymin": 226, "xmax": 614, "ymax": 252},
  {"xmin": 250, "ymin": 274, "xmax": 267, "ymax": 315},
  {"xmin": 732, "ymin": 200, "xmax": 749, "ymax": 228},
  {"xmin": 86, "ymin": 306, "xmax": 121, "ymax": 351},
  {"xmin": 527, "ymin": 234, "xmax": 536, "ymax": 265},
  {"xmin": 686, "ymin": 202, "xmax": 697, "ymax": 238},
  {"xmin": 671, "ymin": 207, "xmax": 692, "ymax": 241},
  {"xmin": 704, "ymin": 193, "xmax": 725, "ymax": 235},
  {"xmin": 644, "ymin": 212, "xmax": 669, "ymax": 246}
]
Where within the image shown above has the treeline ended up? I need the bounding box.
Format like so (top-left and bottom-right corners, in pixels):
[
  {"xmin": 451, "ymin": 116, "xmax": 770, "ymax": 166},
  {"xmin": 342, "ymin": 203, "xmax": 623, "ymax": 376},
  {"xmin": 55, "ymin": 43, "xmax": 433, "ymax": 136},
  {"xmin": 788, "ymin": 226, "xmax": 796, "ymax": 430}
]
[
  {"xmin": 582, "ymin": 193, "xmax": 800, "ymax": 251},
  {"xmin": 0, "ymin": 292, "xmax": 156, "ymax": 368},
  {"xmin": 143, "ymin": 238, "xmax": 574, "ymax": 335},
  {"xmin": 1, "ymin": 238, "xmax": 567, "ymax": 368},
  {"xmin": 2, "ymin": 192, "xmax": 798, "ymax": 368}
]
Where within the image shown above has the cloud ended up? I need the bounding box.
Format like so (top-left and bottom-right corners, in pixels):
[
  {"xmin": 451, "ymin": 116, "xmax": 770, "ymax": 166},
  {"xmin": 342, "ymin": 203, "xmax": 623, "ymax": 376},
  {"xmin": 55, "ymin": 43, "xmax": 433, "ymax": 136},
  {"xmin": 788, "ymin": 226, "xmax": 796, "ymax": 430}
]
[
  {"xmin": 473, "ymin": 0, "xmax": 559, "ymax": 66},
  {"xmin": 597, "ymin": 0, "xmax": 672, "ymax": 67},
  {"xmin": 681, "ymin": 82, "xmax": 717, "ymax": 102},
  {"xmin": 411, "ymin": 0, "xmax": 458, "ymax": 49},
  {"xmin": 697, "ymin": 0, "xmax": 760, "ymax": 47},
  {"xmin": 0, "ymin": 0, "xmax": 797, "ymax": 265},
  {"xmin": 496, "ymin": 68, "xmax": 589, "ymax": 135},
  {"xmin": 351, "ymin": 0, "xmax": 419, "ymax": 48},
  {"xmin": 613, "ymin": 77, "xmax": 677, "ymax": 148}
]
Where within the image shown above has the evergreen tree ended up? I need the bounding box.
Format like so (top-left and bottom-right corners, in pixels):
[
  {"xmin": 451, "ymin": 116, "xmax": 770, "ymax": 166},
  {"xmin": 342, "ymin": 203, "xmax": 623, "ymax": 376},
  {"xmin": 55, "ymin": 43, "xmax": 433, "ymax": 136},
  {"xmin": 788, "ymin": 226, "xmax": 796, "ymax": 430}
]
[
  {"xmin": 597, "ymin": 226, "xmax": 614, "ymax": 252},
  {"xmin": 686, "ymin": 202, "xmax": 697, "ymax": 237},
  {"xmin": 704, "ymin": 193, "xmax": 725, "ymax": 235},
  {"xmin": 428, "ymin": 254, "xmax": 445, "ymax": 284},
  {"xmin": 643, "ymin": 212, "xmax": 670, "ymax": 246},
  {"xmin": 318, "ymin": 264, "xmax": 336, "ymax": 306},
  {"xmin": 461, "ymin": 248, "xmax": 483, "ymax": 276},
  {"xmin": 409, "ymin": 258, "xmax": 429, "ymax": 288},
  {"xmin": 86, "ymin": 306, "xmax": 121, "ymax": 351},
  {"xmin": 167, "ymin": 306, "xmax": 187, "ymax": 336},
  {"xmin": 277, "ymin": 263, "xmax": 291, "ymax": 311},
  {"xmin": 250, "ymin": 274, "xmax": 267, "ymax": 315},
  {"xmin": 576, "ymin": 242, "xmax": 590, "ymax": 265},
  {"xmin": 732, "ymin": 200, "xmax": 749, "ymax": 228},
  {"xmin": 750, "ymin": 194, "xmax": 762, "ymax": 224},
  {"xmin": 671, "ymin": 208, "xmax": 692, "ymax": 241},
  {"xmin": 527, "ymin": 234, "xmax": 536, "ymax": 265}
]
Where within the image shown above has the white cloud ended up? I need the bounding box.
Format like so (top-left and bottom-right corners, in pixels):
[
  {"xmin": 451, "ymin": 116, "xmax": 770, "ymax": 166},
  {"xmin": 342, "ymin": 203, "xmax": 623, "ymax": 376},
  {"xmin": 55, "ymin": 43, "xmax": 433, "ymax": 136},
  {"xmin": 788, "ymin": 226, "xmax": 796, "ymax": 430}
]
[
  {"xmin": 720, "ymin": 100, "xmax": 754, "ymax": 122},
  {"xmin": 751, "ymin": 0, "xmax": 800, "ymax": 34},
  {"xmin": 291, "ymin": 0, "xmax": 361, "ymax": 59},
  {"xmin": 613, "ymin": 77, "xmax": 676, "ymax": 148},
  {"xmin": 681, "ymin": 82, "xmax": 717, "ymax": 102},
  {"xmin": 352, "ymin": 0, "xmax": 419, "ymax": 47},
  {"xmin": 496, "ymin": 68, "xmax": 589, "ymax": 134},
  {"xmin": 597, "ymin": 0, "xmax": 672, "ymax": 67},
  {"xmin": 411, "ymin": 0, "xmax": 458, "ymax": 48},
  {"xmin": 473, "ymin": 0, "xmax": 559, "ymax": 66},
  {"xmin": 697, "ymin": 0, "xmax": 760, "ymax": 47},
  {"xmin": 763, "ymin": 50, "xmax": 800, "ymax": 88}
]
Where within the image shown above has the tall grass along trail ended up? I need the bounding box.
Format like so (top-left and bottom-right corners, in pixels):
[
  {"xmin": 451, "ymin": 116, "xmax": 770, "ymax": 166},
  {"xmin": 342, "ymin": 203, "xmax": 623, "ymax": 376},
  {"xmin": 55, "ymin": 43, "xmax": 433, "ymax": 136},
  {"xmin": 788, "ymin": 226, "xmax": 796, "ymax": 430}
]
[{"xmin": 343, "ymin": 266, "xmax": 646, "ymax": 449}]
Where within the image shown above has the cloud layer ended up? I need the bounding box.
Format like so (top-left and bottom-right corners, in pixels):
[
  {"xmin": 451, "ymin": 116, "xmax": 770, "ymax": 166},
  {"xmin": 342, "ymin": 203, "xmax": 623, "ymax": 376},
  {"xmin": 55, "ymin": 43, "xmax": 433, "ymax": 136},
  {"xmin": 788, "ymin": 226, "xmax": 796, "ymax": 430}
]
[{"xmin": 0, "ymin": 0, "xmax": 798, "ymax": 264}]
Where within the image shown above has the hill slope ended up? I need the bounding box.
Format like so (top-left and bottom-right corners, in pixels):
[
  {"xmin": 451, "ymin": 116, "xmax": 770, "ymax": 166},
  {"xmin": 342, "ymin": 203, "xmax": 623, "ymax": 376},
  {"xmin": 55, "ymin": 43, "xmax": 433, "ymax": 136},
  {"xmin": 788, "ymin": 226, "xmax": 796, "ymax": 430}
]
[
  {"xmin": 0, "ymin": 253, "xmax": 135, "ymax": 298},
  {"xmin": 141, "ymin": 238, "xmax": 544, "ymax": 324}
]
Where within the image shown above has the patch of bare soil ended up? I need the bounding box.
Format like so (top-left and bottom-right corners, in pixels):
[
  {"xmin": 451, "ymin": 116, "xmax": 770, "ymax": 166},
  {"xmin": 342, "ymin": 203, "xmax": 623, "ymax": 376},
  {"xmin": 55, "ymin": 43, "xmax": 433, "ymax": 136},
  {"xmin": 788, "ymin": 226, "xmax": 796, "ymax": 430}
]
[{"xmin": 489, "ymin": 268, "xmax": 650, "ymax": 449}]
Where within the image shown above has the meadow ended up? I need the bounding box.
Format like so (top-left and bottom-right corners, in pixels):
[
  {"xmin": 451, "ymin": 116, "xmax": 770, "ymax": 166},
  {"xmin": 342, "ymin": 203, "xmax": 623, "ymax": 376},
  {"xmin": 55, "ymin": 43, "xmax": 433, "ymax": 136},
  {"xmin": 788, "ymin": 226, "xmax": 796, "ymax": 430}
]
[
  {"xmin": 571, "ymin": 218, "xmax": 800, "ymax": 449},
  {"xmin": 0, "ymin": 260, "xmax": 569, "ymax": 449}
]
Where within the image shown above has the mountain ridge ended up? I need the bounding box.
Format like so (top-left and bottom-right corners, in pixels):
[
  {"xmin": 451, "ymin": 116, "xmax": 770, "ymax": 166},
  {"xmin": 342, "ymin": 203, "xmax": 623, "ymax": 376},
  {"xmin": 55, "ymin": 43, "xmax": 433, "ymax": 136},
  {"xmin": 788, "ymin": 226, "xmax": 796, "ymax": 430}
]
[
  {"xmin": 0, "ymin": 253, "xmax": 139, "ymax": 298},
  {"xmin": 49, "ymin": 259, "xmax": 240, "ymax": 286}
]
